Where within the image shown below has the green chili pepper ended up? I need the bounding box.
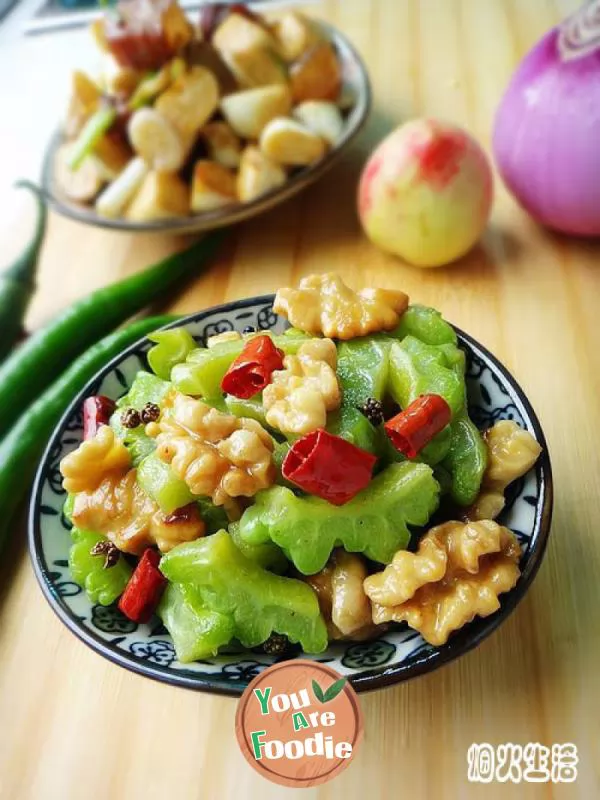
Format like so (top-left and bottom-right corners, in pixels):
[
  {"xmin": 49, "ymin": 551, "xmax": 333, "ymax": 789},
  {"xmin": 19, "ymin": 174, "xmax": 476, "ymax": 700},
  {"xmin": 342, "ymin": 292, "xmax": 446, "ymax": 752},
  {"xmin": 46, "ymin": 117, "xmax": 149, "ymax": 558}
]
[
  {"xmin": 0, "ymin": 314, "xmax": 175, "ymax": 553},
  {"xmin": 0, "ymin": 230, "xmax": 223, "ymax": 440},
  {"xmin": 0, "ymin": 182, "xmax": 47, "ymax": 362}
]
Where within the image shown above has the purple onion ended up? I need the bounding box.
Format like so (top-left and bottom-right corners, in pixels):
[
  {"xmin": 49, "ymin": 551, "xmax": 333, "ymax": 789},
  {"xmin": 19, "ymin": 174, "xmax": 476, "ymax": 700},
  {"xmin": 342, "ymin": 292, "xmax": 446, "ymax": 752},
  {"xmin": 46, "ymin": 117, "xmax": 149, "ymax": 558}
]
[{"xmin": 493, "ymin": 0, "xmax": 600, "ymax": 236}]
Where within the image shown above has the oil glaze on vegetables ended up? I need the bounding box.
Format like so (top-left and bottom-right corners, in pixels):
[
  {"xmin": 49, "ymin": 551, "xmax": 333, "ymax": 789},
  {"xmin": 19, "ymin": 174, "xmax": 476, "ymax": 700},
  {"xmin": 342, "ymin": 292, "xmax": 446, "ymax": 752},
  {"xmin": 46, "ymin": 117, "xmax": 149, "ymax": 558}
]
[
  {"xmin": 48, "ymin": 274, "xmax": 546, "ymax": 660},
  {"xmin": 357, "ymin": 119, "xmax": 493, "ymax": 267},
  {"xmin": 493, "ymin": 0, "xmax": 600, "ymax": 236}
]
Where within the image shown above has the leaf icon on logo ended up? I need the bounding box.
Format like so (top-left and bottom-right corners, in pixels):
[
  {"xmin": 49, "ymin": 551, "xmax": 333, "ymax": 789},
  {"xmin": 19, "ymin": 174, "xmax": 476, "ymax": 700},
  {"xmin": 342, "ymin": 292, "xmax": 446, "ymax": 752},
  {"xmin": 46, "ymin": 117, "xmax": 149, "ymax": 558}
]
[
  {"xmin": 312, "ymin": 679, "xmax": 326, "ymax": 703},
  {"xmin": 323, "ymin": 677, "xmax": 346, "ymax": 702},
  {"xmin": 312, "ymin": 677, "xmax": 346, "ymax": 703}
]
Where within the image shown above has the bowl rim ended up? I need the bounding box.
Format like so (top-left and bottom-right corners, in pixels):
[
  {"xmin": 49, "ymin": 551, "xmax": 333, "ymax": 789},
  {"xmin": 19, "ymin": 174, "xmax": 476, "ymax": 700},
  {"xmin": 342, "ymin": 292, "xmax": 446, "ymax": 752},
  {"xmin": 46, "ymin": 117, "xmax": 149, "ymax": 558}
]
[
  {"xmin": 40, "ymin": 19, "xmax": 372, "ymax": 234},
  {"xmin": 28, "ymin": 296, "xmax": 553, "ymax": 696}
]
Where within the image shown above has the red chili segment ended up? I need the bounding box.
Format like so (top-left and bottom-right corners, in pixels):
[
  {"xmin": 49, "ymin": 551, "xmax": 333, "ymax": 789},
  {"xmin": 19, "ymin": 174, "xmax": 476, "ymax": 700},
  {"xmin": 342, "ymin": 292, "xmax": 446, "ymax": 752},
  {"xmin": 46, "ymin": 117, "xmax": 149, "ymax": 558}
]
[
  {"xmin": 282, "ymin": 429, "xmax": 377, "ymax": 506},
  {"xmin": 221, "ymin": 335, "xmax": 285, "ymax": 399},
  {"xmin": 83, "ymin": 395, "xmax": 116, "ymax": 440},
  {"xmin": 118, "ymin": 548, "xmax": 167, "ymax": 623},
  {"xmin": 384, "ymin": 394, "xmax": 451, "ymax": 458}
]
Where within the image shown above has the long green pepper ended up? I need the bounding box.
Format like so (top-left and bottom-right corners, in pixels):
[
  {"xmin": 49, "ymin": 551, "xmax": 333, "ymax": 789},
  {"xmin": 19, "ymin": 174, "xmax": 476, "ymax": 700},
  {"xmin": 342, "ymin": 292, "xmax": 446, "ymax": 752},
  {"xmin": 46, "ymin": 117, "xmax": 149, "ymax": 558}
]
[
  {"xmin": 0, "ymin": 315, "xmax": 175, "ymax": 553},
  {"xmin": 0, "ymin": 182, "xmax": 47, "ymax": 362},
  {"xmin": 0, "ymin": 230, "xmax": 223, "ymax": 439}
]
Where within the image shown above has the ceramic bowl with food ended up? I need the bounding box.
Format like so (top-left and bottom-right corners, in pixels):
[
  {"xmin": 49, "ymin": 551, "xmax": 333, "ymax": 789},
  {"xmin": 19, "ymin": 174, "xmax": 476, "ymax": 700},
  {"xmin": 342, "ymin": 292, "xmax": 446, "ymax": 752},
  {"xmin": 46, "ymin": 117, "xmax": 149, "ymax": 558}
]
[
  {"xmin": 29, "ymin": 278, "xmax": 552, "ymax": 694},
  {"xmin": 42, "ymin": 2, "xmax": 371, "ymax": 233}
]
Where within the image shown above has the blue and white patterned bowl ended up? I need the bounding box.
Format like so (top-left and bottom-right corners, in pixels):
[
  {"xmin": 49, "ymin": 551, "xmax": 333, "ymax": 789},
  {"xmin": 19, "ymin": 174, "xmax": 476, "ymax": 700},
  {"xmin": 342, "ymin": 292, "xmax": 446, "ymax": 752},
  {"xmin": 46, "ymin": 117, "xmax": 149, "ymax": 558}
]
[{"xmin": 29, "ymin": 297, "xmax": 553, "ymax": 695}]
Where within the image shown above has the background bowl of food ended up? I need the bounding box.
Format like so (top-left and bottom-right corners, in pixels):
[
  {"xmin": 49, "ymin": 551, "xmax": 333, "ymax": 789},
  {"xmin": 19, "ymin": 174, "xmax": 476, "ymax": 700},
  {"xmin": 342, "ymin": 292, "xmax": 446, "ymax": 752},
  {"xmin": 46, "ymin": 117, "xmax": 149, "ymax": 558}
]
[
  {"xmin": 29, "ymin": 274, "xmax": 553, "ymax": 694},
  {"xmin": 41, "ymin": 1, "xmax": 371, "ymax": 232}
]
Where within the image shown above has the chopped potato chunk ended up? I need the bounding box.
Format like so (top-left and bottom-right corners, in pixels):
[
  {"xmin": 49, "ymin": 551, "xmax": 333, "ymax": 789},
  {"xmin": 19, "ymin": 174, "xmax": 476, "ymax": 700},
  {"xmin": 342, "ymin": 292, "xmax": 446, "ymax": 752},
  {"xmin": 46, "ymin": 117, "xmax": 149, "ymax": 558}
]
[
  {"xmin": 260, "ymin": 117, "xmax": 326, "ymax": 166},
  {"xmin": 54, "ymin": 142, "xmax": 104, "ymax": 202},
  {"xmin": 155, "ymin": 66, "xmax": 219, "ymax": 140},
  {"xmin": 272, "ymin": 11, "xmax": 320, "ymax": 62},
  {"xmin": 202, "ymin": 121, "xmax": 242, "ymax": 169},
  {"xmin": 290, "ymin": 41, "xmax": 341, "ymax": 102},
  {"xmin": 237, "ymin": 146, "xmax": 287, "ymax": 202},
  {"xmin": 213, "ymin": 11, "xmax": 286, "ymax": 87},
  {"xmin": 126, "ymin": 171, "xmax": 189, "ymax": 221},
  {"xmin": 191, "ymin": 160, "xmax": 237, "ymax": 212},
  {"xmin": 225, "ymin": 45, "xmax": 287, "ymax": 89},
  {"xmin": 220, "ymin": 85, "xmax": 292, "ymax": 139},
  {"xmin": 293, "ymin": 100, "xmax": 344, "ymax": 146},
  {"xmin": 128, "ymin": 107, "xmax": 185, "ymax": 172},
  {"xmin": 213, "ymin": 11, "xmax": 276, "ymax": 56},
  {"xmin": 162, "ymin": 0, "xmax": 194, "ymax": 51},
  {"xmin": 185, "ymin": 40, "xmax": 238, "ymax": 95},
  {"xmin": 92, "ymin": 133, "xmax": 132, "ymax": 180},
  {"xmin": 65, "ymin": 71, "xmax": 101, "ymax": 138}
]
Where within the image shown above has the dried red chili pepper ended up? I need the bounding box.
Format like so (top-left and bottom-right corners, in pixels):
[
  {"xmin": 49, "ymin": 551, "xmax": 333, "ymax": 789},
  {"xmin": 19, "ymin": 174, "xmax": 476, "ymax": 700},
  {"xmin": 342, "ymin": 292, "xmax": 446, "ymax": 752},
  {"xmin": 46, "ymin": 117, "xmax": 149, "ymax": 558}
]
[
  {"xmin": 83, "ymin": 395, "xmax": 116, "ymax": 440},
  {"xmin": 221, "ymin": 334, "xmax": 284, "ymax": 399},
  {"xmin": 282, "ymin": 429, "xmax": 377, "ymax": 506},
  {"xmin": 384, "ymin": 394, "xmax": 451, "ymax": 459},
  {"xmin": 118, "ymin": 548, "xmax": 166, "ymax": 623}
]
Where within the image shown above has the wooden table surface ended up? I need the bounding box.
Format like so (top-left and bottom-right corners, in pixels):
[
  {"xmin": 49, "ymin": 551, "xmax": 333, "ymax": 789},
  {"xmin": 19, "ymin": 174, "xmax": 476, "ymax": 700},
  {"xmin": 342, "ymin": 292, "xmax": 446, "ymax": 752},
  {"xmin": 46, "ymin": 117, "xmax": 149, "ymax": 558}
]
[{"xmin": 1, "ymin": 1, "xmax": 599, "ymax": 798}]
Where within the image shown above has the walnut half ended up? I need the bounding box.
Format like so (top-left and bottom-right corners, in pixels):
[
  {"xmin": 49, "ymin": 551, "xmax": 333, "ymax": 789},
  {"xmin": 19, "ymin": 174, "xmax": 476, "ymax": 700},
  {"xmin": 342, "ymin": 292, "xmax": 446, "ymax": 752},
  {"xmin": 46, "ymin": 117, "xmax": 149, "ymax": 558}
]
[
  {"xmin": 364, "ymin": 520, "xmax": 522, "ymax": 646},
  {"xmin": 155, "ymin": 392, "xmax": 275, "ymax": 506},
  {"xmin": 305, "ymin": 551, "xmax": 379, "ymax": 641},
  {"xmin": 465, "ymin": 420, "xmax": 542, "ymax": 522},
  {"xmin": 60, "ymin": 426, "xmax": 131, "ymax": 494},
  {"xmin": 72, "ymin": 469, "xmax": 205, "ymax": 554},
  {"xmin": 273, "ymin": 272, "xmax": 409, "ymax": 340},
  {"xmin": 263, "ymin": 338, "xmax": 341, "ymax": 434}
]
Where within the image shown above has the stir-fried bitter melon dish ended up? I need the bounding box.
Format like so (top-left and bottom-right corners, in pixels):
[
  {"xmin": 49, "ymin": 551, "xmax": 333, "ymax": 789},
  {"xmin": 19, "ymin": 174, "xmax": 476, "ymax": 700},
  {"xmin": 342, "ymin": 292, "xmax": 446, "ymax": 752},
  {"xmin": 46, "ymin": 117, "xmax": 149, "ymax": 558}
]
[{"xmin": 59, "ymin": 273, "xmax": 542, "ymax": 660}]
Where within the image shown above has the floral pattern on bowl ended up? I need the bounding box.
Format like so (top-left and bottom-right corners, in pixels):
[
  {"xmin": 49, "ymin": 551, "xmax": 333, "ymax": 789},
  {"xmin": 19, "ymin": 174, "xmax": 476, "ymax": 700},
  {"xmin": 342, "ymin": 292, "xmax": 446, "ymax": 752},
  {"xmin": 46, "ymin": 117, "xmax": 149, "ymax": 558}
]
[{"xmin": 29, "ymin": 296, "xmax": 553, "ymax": 695}]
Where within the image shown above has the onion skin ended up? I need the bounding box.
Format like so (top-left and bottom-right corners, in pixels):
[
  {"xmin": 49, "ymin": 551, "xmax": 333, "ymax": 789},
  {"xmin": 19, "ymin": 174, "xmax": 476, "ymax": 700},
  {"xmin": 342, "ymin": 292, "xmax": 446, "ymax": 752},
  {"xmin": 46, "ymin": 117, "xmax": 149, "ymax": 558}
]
[{"xmin": 493, "ymin": 26, "xmax": 600, "ymax": 237}]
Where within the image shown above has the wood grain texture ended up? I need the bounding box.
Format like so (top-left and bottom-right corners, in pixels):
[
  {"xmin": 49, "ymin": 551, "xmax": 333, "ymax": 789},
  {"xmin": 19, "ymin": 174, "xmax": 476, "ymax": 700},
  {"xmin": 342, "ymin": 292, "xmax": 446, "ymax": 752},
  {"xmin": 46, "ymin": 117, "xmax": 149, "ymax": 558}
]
[{"xmin": 1, "ymin": 1, "xmax": 599, "ymax": 798}]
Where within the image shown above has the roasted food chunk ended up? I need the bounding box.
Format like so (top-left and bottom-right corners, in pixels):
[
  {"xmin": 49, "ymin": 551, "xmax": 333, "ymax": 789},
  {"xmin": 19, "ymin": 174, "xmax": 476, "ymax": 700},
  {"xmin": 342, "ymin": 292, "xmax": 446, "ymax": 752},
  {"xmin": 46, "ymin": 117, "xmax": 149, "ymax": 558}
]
[
  {"xmin": 364, "ymin": 520, "xmax": 522, "ymax": 645},
  {"xmin": 155, "ymin": 392, "xmax": 275, "ymax": 505},
  {"xmin": 60, "ymin": 425, "xmax": 131, "ymax": 494},
  {"xmin": 72, "ymin": 470, "xmax": 205, "ymax": 554},
  {"xmin": 305, "ymin": 551, "xmax": 377, "ymax": 640},
  {"xmin": 263, "ymin": 338, "xmax": 341, "ymax": 434},
  {"xmin": 464, "ymin": 421, "xmax": 542, "ymax": 521},
  {"xmin": 274, "ymin": 272, "xmax": 409, "ymax": 339}
]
